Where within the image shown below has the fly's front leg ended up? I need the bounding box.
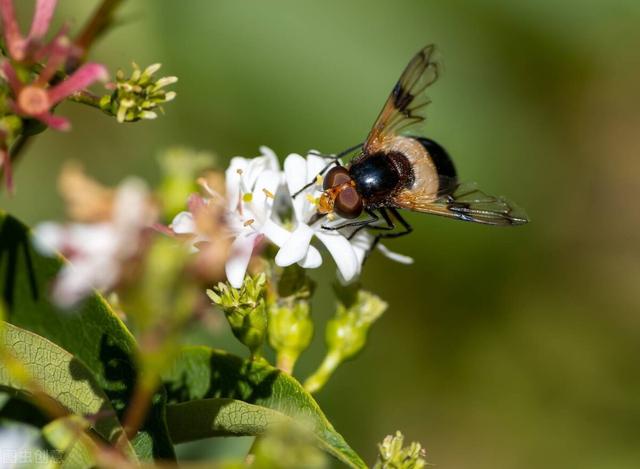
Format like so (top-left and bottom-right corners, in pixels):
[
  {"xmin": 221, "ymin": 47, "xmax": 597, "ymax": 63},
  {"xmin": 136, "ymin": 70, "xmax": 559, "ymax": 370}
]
[{"xmin": 292, "ymin": 142, "xmax": 363, "ymax": 198}]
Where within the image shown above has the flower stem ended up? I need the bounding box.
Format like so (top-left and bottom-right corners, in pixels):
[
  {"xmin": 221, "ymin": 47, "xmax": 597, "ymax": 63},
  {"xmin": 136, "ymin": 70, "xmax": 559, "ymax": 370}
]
[
  {"xmin": 74, "ymin": 0, "xmax": 125, "ymax": 59},
  {"xmin": 276, "ymin": 351, "xmax": 296, "ymax": 375},
  {"xmin": 68, "ymin": 90, "xmax": 103, "ymax": 110},
  {"xmin": 303, "ymin": 351, "xmax": 342, "ymax": 394}
]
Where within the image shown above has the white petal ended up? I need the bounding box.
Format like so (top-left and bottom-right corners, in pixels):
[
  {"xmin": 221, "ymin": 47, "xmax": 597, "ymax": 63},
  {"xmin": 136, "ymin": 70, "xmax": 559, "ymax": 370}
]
[
  {"xmin": 315, "ymin": 230, "xmax": 359, "ymax": 282},
  {"xmin": 275, "ymin": 224, "xmax": 315, "ymax": 266},
  {"xmin": 306, "ymin": 153, "xmax": 331, "ymax": 180},
  {"xmin": 250, "ymin": 169, "xmax": 279, "ymax": 222},
  {"xmin": 225, "ymin": 234, "xmax": 257, "ymax": 288},
  {"xmin": 298, "ymin": 245, "xmax": 322, "ymax": 269},
  {"xmin": 378, "ymin": 243, "xmax": 414, "ymax": 264},
  {"xmin": 32, "ymin": 222, "xmax": 65, "ymax": 255},
  {"xmin": 261, "ymin": 218, "xmax": 291, "ymax": 247},
  {"xmin": 283, "ymin": 153, "xmax": 308, "ymax": 220},
  {"xmin": 170, "ymin": 211, "xmax": 196, "ymax": 234},
  {"xmin": 225, "ymin": 157, "xmax": 249, "ymax": 209},
  {"xmin": 259, "ymin": 145, "xmax": 280, "ymax": 171}
]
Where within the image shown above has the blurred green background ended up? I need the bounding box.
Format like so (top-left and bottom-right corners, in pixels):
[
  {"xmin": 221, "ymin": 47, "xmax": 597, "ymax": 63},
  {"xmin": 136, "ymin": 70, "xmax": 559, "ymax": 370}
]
[{"xmin": 3, "ymin": 1, "xmax": 640, "ymax": 468}]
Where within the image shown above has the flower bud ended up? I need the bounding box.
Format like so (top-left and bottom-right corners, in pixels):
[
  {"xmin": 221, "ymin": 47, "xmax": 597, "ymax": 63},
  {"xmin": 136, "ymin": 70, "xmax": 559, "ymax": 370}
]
[
  {"xmin": 100, "ymin": 62, "xmax": 177, "ymax": 123},
  {"xmin": 374, "ymin": 431, "xmax": 427, "ymax": 469},
  {"xmin": 304, "ymin": 287, "xmax": 386, "ymax": 393},
  {"xmin": 268, "ymin": 300, "xmax": 313, "ymax": 374},
  {"xmin": 208, "ymin": 273, "xmax": 268, "ymax": 358}
]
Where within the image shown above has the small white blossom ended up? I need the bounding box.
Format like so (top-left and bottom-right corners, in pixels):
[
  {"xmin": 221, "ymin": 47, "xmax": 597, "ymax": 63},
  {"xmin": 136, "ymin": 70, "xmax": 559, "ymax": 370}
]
[{"xmin": 33, "ymin": 178, "xmax": 154, "ymax": 308}]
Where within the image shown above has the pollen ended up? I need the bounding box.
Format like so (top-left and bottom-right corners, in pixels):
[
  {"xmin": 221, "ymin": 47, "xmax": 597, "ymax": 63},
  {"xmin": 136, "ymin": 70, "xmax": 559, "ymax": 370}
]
[
  {"xmin": 316, "ymin": 174, "xmax": 323, "ymax": 186},
  {"xmin": 236, "ymin": 169, "xmax": 243, "ymax": 175},
  {"xmin": 262, "ymin": 188, "xmax": 275, "ymax": 199},
  {"xmin": 327, "ymin": 212, "xmax": 336, "ymax": 221},
  {"xmin": 243, "ymin": 218, "xmax": 255, "ymax": 226},
  {"xmin": 242, "ymin": 193, "xmax": 253, "ymax": 203},
  {"xmin": 306, "ymin": 194, "xmax": 318, "ymax": 205}
]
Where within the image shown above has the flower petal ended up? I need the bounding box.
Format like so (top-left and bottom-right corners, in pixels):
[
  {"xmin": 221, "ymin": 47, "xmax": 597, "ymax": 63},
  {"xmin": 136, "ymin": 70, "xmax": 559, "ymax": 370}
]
[
  {"xmin": 28, "ymin": 0, "xmax": 57, "ymax": 41},
  {"xmin": 298, "ymin": 245, "xmax": 322, "ymax": 269},
  {"xmin": 275, "ymin": 223, "xmax": 315, "ymax": 266},
  {"xmin": 249, "ymin": 169, "xmax": 279, "ymax": 222},
  {"xmin": 226, "ymin": 234, "xmax": 257, "ymax": 288},
  {"xmin": 32, "ymin": 221, "xmax": 65, "ymax": 255},
  {"xmin": 0, "ymin": 0, "xmax": 25, "ymax": 60},
  {"xmin": 283, "ymin": 153, "xmax": 308, "ymax": 220},
  {"xmin": 315, "ymin": 230, "xmax": 359, "ymax": 282},
  {"xmin": 170, "ymin": 211, "xmax": 195, "ymax": 234},
  {"xmin": 35, "ymin": 111, "xmax": 70, "ymax": 131},
  {"xmin": 47, "ymin": 62, "xmax": 108, "ymax": 105}
]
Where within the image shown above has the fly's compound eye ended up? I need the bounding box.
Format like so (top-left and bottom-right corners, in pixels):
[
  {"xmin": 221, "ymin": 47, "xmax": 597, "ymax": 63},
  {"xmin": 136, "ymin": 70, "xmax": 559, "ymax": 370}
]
[
  {"xmin": 323, "ymin": 166, "xmax": 351, "ymax": 190},
  {"xmin": 334, "ymin": 186, "xmax": 363, "ymax": 219}
]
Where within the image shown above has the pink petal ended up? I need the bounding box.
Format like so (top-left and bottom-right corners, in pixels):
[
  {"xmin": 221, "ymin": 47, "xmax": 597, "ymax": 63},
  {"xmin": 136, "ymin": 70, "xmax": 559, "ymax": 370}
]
[
  {"xmin": 28, "ymin": 0, "xmax": 57, "ymax": 41},
  {"xmin": 35, "ymin": 112, "xmax": 70, "ymax": 131},
  {"xmin": 0, "ymin": 0, "xmax": 25, "ymax": 60},
  {"xmin": 0, "ymin": 60, "xmax": 21, "ymax": 92},
  {"xmin": 47, "ymin": 62, "xmax": 108, "ymax": 105}
]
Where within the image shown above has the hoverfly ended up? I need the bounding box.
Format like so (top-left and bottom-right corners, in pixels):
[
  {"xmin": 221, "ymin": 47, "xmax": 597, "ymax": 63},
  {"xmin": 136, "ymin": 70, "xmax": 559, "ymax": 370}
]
[{"xmin": 296, "ymin": 44, "xmax": 528, "ymax": 259}]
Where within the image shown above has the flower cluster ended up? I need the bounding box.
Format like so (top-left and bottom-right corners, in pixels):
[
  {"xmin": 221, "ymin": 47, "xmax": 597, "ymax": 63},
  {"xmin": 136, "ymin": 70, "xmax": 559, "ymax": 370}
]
[
  {"xmin": 99, "ymin": 62, "xmax": 177, "ymax": 123},
  {"xmin": 168, "ymin": 146, "xmax": 413, "ymax": 288}
]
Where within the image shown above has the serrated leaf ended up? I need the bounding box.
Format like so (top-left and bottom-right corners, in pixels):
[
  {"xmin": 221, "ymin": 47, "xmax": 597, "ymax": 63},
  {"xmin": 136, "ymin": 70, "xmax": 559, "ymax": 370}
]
[
  {"xmin": 162, "ymin": 346, "xmax": 367, "ymax": 469},
  {"xmin": 0, "ymin": 212, "xmax": 174, "ymax": 460},
  {"xmin": 0, "ymin": 322, "xmax": 133, "ymax": 459}
]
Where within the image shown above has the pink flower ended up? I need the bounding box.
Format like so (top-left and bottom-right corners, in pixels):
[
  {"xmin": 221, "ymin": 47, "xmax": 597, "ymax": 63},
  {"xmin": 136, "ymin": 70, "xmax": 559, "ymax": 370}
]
[
  {"xmin": 0, "ymin": 0, "xmax": 59, "ymax": 63},
  {"xmin": 1, "ymin": 52, "xmax": 108, "ymax": 131}
]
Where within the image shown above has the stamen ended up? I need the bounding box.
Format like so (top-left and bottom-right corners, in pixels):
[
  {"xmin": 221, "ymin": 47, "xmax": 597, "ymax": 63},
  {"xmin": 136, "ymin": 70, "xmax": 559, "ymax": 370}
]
[
  {"xmin": 306, "ymin": 194, "xmax": 318, "ymax": 205},
  {"xmin": 243, "ymin": 219, "xmax": 255, "ymax": 226},
  {"xmin": 243, "ymin": 193, "xmax": 253, "ymax": 203},
  {"xmin": 316, "ymin": 174, "xmax": 323, "ymax": 186},
  {"xmin": 262, "ymin": 188, "xmax": 274, "ymax": 199}
]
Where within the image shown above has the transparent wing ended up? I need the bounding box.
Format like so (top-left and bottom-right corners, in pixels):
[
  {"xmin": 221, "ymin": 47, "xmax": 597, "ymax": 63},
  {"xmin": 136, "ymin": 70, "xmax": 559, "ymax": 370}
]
[
  {"xmin": 364, "ymin": 44, "xmax": 440, "ymax": 153},
  {"xmin": 393, "ymin": 181, "xmax": 529, "ymax": 226}
]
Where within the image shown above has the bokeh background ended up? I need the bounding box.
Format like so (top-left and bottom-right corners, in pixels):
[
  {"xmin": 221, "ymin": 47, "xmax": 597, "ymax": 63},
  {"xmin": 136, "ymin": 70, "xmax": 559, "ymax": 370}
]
[{"xmin": 3, "ymin": 1, "xmax": 640, "ymax": 468}]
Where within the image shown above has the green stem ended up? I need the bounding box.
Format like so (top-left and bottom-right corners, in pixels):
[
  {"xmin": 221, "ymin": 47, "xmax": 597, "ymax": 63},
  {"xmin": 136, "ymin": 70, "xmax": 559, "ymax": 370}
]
[
  {"xmin": 303, "ymin": 351, "xmax": 342, "ymax": 394},
  {"xmin": 68, "ymin": 90, "xmax": 103, "ymax": 110}
]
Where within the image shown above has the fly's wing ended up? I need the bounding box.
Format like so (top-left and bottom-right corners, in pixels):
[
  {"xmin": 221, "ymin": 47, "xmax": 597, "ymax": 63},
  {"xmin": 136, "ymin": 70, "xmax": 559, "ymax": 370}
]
[
  {"xmin": 393, "ymin": 181, "xmax": 529, "ymax": 226},
  {"xmin": 364, "ymin": 44, "xmax": 439, "ymax": 154}
]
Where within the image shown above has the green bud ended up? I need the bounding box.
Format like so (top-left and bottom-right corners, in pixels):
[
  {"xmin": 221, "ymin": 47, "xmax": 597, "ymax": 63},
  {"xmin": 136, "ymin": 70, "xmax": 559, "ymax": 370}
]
[
  {"xmin": 268, "ymin": 300, "xmax": 313, "ymax": 373},
  {"xmin": 304, "ymin": 288, "xmax": 386, "ymax": 393},
  {"xmin": 100, "ymin": 62, "xmax": 177, "ymax": 123},
  {"xmin": 208, "ymin": 274, "xmax": 268, "ymax": 359},
  {"xmin": 157, "ymin": 146, "xmax": 215, "ymax": 219},
  {"xmin": 374, "ymin": 431, "xmax": 427, "ymax": 469}
]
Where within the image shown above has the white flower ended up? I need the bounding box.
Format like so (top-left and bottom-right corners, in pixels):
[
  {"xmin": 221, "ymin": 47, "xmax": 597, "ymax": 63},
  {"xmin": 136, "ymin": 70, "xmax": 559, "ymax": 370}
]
[
  {"xmin": 33, "ymin": 178, "xmax": 153, "ymax": 308},
  {"xmin": 274, "ymin": 152, "xmax": 361, "ymax": 282},
  {"xmin": 169, "ymin": 146, "xmax": 323, "ymax": 288}
]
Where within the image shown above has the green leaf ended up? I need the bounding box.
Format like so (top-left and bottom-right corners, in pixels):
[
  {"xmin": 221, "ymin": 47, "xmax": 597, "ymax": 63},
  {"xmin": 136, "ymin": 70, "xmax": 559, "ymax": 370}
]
[
  {"xmin": 0, "ymin": 322, "xmax": 134, "ymax": 459},
  {"xmin": 0, "ymin": 212, "xmax": 175, "ymax": 460},
  {"xmin": 162, "ymin": 346, "xmax": 367, "ymax": 469}
]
